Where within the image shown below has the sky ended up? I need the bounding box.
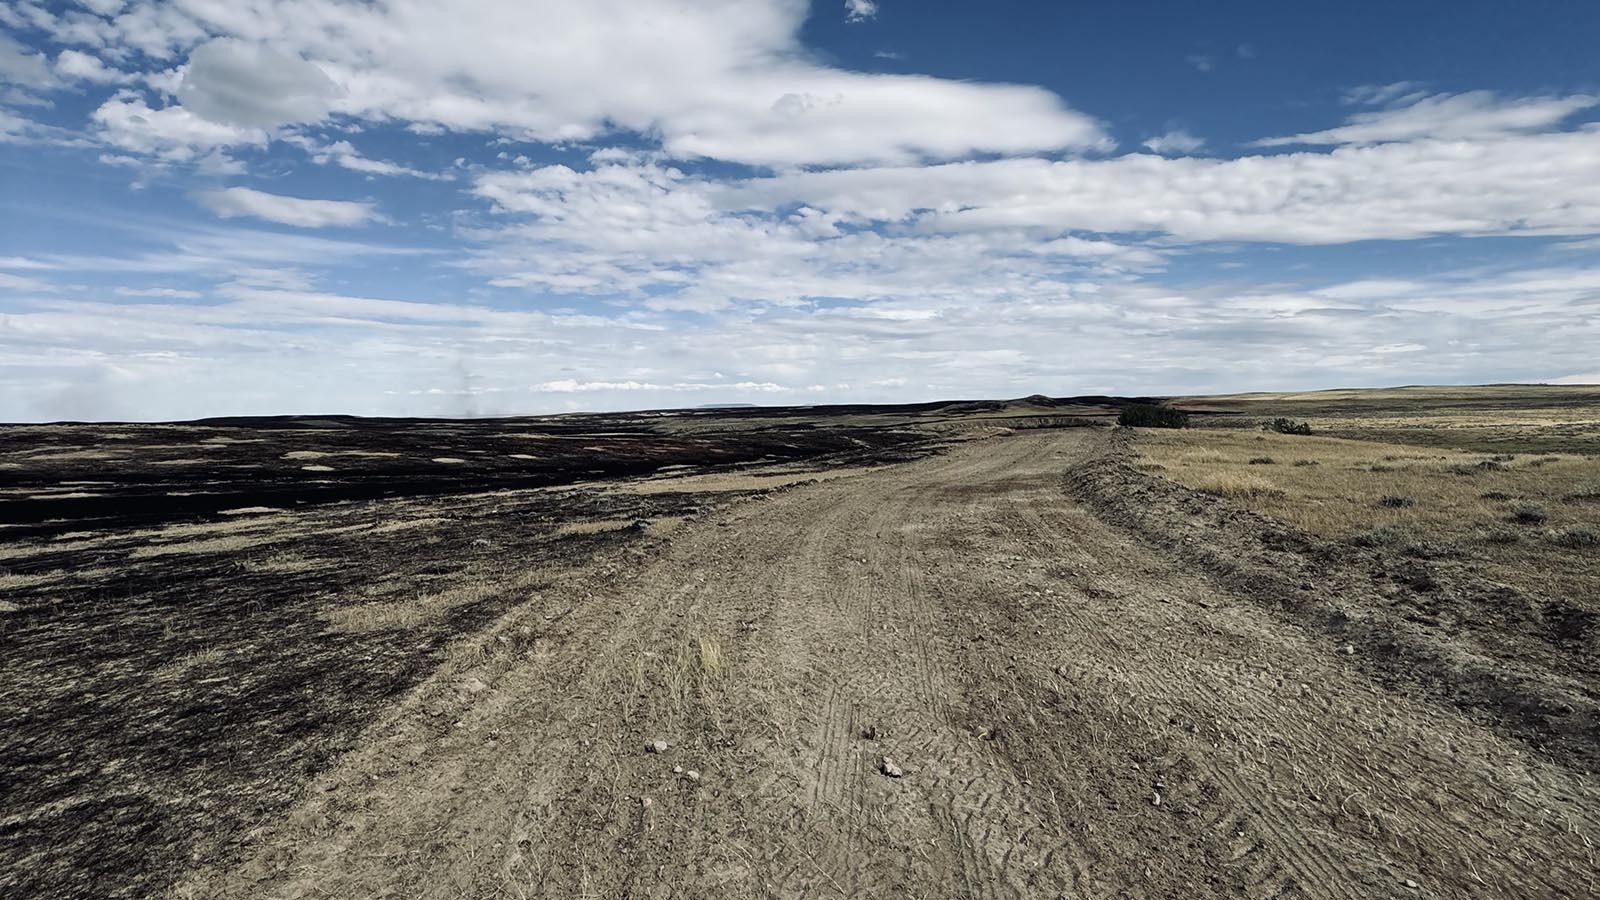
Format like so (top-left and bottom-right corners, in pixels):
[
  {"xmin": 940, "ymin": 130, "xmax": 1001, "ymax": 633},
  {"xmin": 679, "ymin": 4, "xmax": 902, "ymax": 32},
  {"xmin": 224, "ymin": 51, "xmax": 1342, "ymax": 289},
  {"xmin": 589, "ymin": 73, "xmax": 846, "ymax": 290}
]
[{"xmin": 1, "ymin": 1, "xmax": 1599, "ymax": 421}]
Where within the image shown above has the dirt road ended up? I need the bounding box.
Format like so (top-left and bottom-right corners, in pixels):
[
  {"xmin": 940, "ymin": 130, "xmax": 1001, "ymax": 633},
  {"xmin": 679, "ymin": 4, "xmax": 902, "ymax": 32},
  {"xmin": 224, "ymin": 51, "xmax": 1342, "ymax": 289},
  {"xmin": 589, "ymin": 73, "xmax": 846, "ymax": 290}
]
[{"xmin": 177, "ymin": 430, "xmax": 1597, "ymax": 899}]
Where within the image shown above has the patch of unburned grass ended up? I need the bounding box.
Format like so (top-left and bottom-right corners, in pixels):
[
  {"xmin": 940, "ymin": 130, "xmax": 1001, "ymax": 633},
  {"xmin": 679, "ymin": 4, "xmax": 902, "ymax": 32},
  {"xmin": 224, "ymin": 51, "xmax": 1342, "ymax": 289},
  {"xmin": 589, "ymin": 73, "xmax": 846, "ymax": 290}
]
[
  {"xmin": 323, "ymin": 580, "xmax": 501, "ymax": 634},
  {"xmin": 0, "ymin": 571, "xmax": 59, "ymax": 590},
  {"xmin": 155, "ymin": 647, "xmax": 225, "ymax": 679},
  {"xmin": 240, "ymin": 552, "xmax": 323, "ymax": 574},
  {"xmin": 1135, "ymin": 427, "xmax": 1600, "ymax": 602}
]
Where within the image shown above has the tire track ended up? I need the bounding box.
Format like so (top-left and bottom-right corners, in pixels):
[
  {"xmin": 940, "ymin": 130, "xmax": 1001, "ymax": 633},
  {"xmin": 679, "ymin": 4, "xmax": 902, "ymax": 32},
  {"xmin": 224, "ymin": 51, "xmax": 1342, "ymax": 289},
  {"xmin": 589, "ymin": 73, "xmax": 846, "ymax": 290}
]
[{"xmin": 175, "ymin": 430, "xmax": 1600, "ymax": 900}]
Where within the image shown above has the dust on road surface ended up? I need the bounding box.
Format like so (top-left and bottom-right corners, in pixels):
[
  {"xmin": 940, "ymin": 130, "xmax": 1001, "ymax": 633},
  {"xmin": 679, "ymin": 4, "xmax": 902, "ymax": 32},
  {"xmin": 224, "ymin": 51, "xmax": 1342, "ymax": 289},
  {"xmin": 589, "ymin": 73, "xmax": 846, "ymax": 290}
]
[{"xmin": 176, "ymin": 430, "xmax": 1598, "ymax": 900}]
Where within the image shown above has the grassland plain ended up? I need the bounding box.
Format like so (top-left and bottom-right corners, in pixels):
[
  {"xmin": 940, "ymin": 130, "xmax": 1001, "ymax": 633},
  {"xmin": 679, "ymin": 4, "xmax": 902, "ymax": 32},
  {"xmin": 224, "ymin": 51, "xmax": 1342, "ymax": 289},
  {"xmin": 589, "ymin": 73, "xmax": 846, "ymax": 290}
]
[{"xmin": 2, "ymin": 389, "xmax": 1596, "ymax": 900}]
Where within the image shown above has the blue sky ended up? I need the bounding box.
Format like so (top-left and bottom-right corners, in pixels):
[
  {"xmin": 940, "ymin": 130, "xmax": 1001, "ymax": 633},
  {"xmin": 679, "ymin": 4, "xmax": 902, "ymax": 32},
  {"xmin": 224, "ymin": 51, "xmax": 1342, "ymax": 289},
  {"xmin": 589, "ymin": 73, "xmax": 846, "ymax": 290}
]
[{"xmin": 2, "ymin": 1, "xmax": 1598, "ymax": 421}]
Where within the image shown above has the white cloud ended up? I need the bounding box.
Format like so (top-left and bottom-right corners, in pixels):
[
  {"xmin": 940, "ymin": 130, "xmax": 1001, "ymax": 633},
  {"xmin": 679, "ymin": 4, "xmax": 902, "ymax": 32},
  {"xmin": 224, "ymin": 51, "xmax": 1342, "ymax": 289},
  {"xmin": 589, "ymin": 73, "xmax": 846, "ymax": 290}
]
[
  {"xmin": 58, "ymin": 0, "xmax": 1108, "ymax": 168},
  {"xmin": 54, "ymin": 48, "xmax": 130, "ymax": 83},
  {"xmin": 177, "ymin": 38, "xmax": 338, "ymax": 128},
  {"xmin": 92, "ymin": 91, "xmax": 266, "ymax": 161},
  {"xmin": 722, "ymin": 128, "xmax": 1600, "ymax": 244},
  {"xmin": 0, "ymin": 31, "xmax": 55, "ymax": 89},
  {"xmin": 532, "ymin": 379, "xmax": 791, "ymax": 393},
  {"xmin": 1549, "ymin": 372, "xmax": 1600, "ymax": 385},
  {"xmin": 76, "ymin": 0, "xmax": 127, "ymax": 16},
  {"xmin": 1342, "ymin": 81, "xmax": 1427, "ymax": 107},
  {"xmin": 1256, "ymin": 91, "xmax": 1598, "ymax": 146},
  {"xmin": 845, "ymin": 0, "xmax": 879, "ymax": 23},
  {"xmin": 194, "ymin": 187, "xmax": 382, "ymax": 228},
  {"xmin": 1141, "ymin": 129, "xmax": 1205, "ymax": 155},
  {"xmin": 113, "ymin": 286, "xmax": 203, "ymax": 298},
  {"xmin": 287, "ymin": 135, "xmax": 448, "ymax": 179},
  {"xmin": 0, "ymin": 272, "xmax": 59, "ymax": 292}
]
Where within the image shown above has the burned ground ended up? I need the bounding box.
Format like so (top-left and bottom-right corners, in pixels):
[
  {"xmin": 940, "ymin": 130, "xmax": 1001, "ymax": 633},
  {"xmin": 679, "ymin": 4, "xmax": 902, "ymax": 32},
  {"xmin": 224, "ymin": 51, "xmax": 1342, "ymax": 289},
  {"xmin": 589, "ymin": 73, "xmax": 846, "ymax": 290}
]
[
  {"xmin": 0, "ymin": 402, "xmax": 1069, "ymax": 900},
  {"xmin": 3, "ymin": 391, "xmax": 1596, "ymax": 900}
]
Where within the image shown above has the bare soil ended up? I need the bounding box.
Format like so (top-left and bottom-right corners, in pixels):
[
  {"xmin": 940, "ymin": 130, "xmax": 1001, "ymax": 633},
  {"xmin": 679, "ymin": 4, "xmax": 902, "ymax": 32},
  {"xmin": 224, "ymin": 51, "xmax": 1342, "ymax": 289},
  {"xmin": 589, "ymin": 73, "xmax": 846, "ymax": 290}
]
[{"xmin": 166, "ymin": 429, "xmax": 1592, "ymax": 899}]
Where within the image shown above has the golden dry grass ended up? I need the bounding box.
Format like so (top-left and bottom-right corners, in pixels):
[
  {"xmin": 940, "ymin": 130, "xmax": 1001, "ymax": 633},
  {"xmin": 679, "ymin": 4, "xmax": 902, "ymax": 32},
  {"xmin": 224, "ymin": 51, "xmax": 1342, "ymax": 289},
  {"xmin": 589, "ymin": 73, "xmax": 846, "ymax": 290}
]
[
  {"xmin": 323, "ymin": 581, "xmax": 500, "ymax": 634},
  {"xmin": 240, "ymin": 552, "xmax": 324, "ymax": 574},
  {"xmin": 0, "ymin": 571, "xmax": 59, "ymax": 590},
  {"xmin": 1136, "ymin": 427, "xmax": 1600, "ymax": 599}
]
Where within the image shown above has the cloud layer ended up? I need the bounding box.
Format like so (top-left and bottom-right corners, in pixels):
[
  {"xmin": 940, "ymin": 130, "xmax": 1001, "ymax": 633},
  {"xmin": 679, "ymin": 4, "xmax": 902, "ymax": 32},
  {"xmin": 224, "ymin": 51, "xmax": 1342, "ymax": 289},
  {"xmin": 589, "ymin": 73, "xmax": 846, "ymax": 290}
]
[{"xmin": 1, "ymin": 1, "xmax": 1598, "ymax": 419}]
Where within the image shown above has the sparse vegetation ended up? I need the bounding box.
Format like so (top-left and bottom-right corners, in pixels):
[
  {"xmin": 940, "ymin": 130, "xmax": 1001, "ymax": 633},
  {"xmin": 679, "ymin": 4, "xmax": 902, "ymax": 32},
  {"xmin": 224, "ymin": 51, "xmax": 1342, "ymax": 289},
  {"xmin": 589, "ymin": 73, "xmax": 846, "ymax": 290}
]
[
  {"xmin": 1133, "ymin": 392, "xmax": 1600, "ymax": 606},
  {"xmin": 1477, "ymin": 527, "xmax": 1522, "ymax": 545},
  {"xmin": 1403, "ymin": 541, "xmax": 1463, "ymax": 560},
  {"xmin": 1263, "ymin": 417, "xmax": 1313, "ymax": 435},
  {"xmin": 1350, "ymin": 526, "xmax": 1402, "ymax": 548},
  {"xmin": 1247, "ymin": 456, "xmax": 1276, "ymax": 465},
  {"xmin": 1118, "ymin": 403, "xmax": 1189, "ymax": 428},
  {"xmin": 1194, "ymin": 474, "xmax": 1286, "ymax": 499},
  {"xmin": 1548, "ymin": 527, "xmax": 1598, "ymax": 549},
  {"xmin": 1509, "ymin": 503, "xmax": 1548, "ymax": 525}
]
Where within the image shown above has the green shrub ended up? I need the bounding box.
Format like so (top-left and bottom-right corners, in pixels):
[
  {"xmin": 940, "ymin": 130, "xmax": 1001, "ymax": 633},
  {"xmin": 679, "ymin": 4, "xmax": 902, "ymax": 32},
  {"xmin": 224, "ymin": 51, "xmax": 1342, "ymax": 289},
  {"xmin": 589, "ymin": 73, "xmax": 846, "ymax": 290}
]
[
  {"xmin": 1118, "ymin": 404, "xmax": 1189, "ymax": 428},
  {"xmin": 1263, "ymin": 417, "xmax": 1313, "ymax": 436}
]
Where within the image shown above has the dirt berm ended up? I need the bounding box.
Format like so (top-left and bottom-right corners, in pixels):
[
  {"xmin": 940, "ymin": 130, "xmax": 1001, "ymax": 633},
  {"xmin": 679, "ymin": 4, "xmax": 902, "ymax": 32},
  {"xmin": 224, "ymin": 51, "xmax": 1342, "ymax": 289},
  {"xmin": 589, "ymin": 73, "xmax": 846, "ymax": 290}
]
[{"xmin": 175, "ymin": 429, "xmax": 1598, "ymax": 900}]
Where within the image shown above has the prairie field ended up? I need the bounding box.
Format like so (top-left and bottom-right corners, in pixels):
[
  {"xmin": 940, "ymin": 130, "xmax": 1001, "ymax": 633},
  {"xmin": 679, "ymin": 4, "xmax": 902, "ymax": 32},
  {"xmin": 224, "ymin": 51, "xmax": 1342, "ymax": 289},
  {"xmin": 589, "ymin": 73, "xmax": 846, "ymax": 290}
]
[{"xmin": 1, "ymin": 389, "xmax": 1596, "ymax": 900}]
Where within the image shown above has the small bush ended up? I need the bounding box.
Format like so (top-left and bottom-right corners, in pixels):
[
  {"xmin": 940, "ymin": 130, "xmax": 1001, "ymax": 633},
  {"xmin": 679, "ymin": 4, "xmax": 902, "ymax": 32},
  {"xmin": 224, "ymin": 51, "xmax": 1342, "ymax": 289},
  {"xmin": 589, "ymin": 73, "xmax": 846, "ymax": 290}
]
[
  {"xmin": 1509, "ymin": 503, "xmax": 1548, "ymax": 525},
  {"xmin": 1404, "ymin": 541, "xmax": 1463, "ymax": 560},
  {"xmin": 1119, "ymin": 404, "xmax": 1189, "ymax": 428},
  {"xmin": 1263, "ymin": 417, "xmax": 1313, "ymax": 436},
  {"xmin": 1350, "ymin": 526, "xmax": 1402, "ymax": 548},
  {"xmin": 1562, "ymin": 484, "xmax": 1600, "ymax": 504},
  {"xmin": 1548, "ymin": 527, "xmax": 1599, "ymax": 549},
  {"xmin": 1378, "ymin": 495, "xmax": 1414, "ymax": 508},
  {"xmin": 1247, "ymin": 456, "xmax": 1276, "ymax": 465},
  {"xmin": 1478, "ymin": 527, "xmax": 1522, "ymax": 545},
  {"xmin": 1479, "ymin": 490, "xmax": 1513, "ymax": 501},
  {"xmin": 1292, "ymin": 459, "xmax": 1320, "ymax": 467}
]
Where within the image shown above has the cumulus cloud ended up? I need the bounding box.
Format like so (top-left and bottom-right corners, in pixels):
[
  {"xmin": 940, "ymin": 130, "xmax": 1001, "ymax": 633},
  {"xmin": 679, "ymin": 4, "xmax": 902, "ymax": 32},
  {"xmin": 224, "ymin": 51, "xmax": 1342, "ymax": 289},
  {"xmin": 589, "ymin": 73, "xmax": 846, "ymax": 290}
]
[
  {"xmin": 1256, "ymin": 90, "xmax": 1598, "ymax": 146},
  {"xmin": 37, "ymin": 0, "xmax": 1108, "ymax": 168},
  {"xmin": 1141, "ymin": 129, "xmax": 1205, "ymax": 155},
  {"xmin": 92, "ymin": 91, "xmax": 266, "ymax": 161},
  {"xmin": 845, "ymin": 0, "xmax": 879, "ymax": 23},
  {"xmin": 195, "ymin": 187, "xmax": 381, "ymax": 228},
  {"xmin": 177, "ymin": 38, "xmax": 338, "ymax": 128},
  {"xmin": 54, "ymin": 48, "xmax": 130, "ymax": 83}
]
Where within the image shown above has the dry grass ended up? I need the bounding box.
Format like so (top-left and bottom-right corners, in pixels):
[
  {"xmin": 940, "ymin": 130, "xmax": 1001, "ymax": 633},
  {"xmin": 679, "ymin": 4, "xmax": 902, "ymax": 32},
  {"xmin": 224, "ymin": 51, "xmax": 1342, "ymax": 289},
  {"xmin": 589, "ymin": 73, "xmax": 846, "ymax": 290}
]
[
  {"xmin": 1136, "ymin": 427, "xmax": 1600, "ymax": 600},
  {"xmin": 323, "ymin": 580, "xmax": 500, "ymax": 634},
  {"xmin": 697, "ymin": 633, "xmax": 725, "ymax": 678},
  {"xmin": 129, "ymin": 533, "xmax": 288, "ymax": 559},
  {"xmin": 1190, "ymin": 473, "xmax": 1286, "ymax": 500},
  {"xmin": 240, "ymin": 552, "xmax": 323, "ymax": 575},
  {"xmin": 0, "ymin": 571, "xmax": 59, "ymax": 590},
  {"xmin": 156, "ymin": 647, "xmax": 225, "ymax": 679}
]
